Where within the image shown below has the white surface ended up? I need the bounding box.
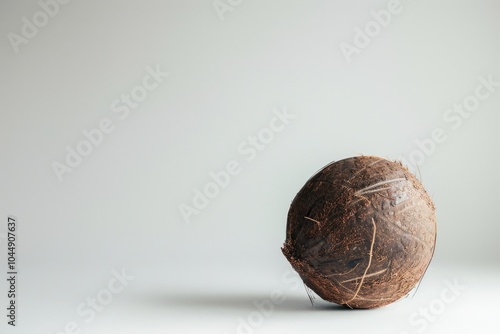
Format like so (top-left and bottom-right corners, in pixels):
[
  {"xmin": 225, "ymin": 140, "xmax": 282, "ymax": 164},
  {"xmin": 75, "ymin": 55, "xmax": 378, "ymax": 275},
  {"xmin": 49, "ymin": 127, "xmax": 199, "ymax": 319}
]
[
  {"xmin": 16, "ymin": 263, "xmax": 500, "ymax": 333},
  {"xmin": 1, "ymin": 0, "xmax": 500, "ymax": 333}
]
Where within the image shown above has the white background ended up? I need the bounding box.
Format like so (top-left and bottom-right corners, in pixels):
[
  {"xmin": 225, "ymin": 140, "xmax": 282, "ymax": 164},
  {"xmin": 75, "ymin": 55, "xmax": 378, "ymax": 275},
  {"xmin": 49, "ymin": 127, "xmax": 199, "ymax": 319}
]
[{"xmin": 1, "ymin": 1, "xmax": 499, "ymax": 333}]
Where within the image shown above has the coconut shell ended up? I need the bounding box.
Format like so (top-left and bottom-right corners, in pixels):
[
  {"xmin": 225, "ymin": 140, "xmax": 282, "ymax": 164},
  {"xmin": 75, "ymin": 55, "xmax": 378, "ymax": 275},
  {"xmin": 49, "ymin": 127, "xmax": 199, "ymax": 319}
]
[{"xmin": 282, "ymin": 156, "xmax": 437, "ymax": 309}]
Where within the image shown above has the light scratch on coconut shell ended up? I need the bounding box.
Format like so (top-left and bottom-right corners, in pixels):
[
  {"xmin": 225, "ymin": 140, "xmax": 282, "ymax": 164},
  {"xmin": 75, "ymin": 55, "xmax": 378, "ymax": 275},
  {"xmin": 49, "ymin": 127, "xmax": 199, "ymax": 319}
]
[
  {"xmin": 340, "ymin": 268, "xmax": 387, "ymax": 284},
  {"xmin": 349, "ymin": 180, "xmax": 404, "ymax": 207},
  {"xmin": 397, "ymin": 202, "xmax": 420, "ymax": 214},
  {"xmin": 325, "ymin": 263, "xmax": 360, "ymax": 277},
  {"xmin": 356, "ymin": 178, "xmax": 406, "ymax": 195},
  {"xmin": 344, "ymin": 218, "xmax": 377, "ymax": 305},
  {"xmin": 358, "ymin": 186, "xmax": 394, "ymax": 196},
  {"xmin": 304, "ymin": 216, "xmax": 322, "ymax": 230}
]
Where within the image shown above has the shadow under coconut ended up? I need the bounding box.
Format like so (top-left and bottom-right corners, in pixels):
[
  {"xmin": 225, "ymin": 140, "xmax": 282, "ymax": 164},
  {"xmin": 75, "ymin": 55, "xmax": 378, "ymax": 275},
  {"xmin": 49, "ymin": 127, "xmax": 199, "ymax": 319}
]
[{"xmin": 133, "ymin": 291, "xmax": 354, "ymax": 312}]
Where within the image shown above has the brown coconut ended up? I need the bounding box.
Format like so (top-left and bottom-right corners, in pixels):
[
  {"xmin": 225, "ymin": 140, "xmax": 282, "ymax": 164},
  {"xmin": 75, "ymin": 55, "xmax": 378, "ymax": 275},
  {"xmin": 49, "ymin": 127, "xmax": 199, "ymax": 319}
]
[{"xmin": 282, "ymin": 156, "xmax": 437, "ymax": 309}]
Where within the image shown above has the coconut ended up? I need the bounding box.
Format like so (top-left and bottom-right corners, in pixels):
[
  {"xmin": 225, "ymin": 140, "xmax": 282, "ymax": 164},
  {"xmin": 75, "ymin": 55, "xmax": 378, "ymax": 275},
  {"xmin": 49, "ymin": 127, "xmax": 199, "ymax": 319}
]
[{"xmin": 282, "ymin": 156, "xmax": 437, "ymax": 309}]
